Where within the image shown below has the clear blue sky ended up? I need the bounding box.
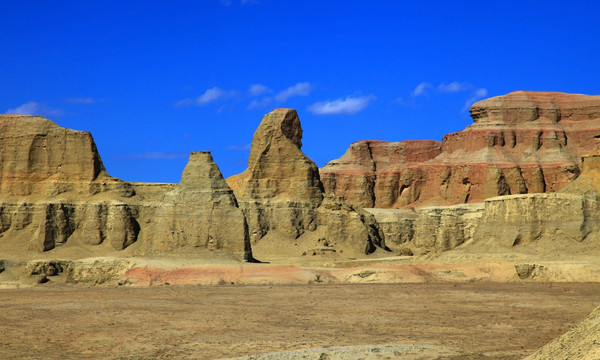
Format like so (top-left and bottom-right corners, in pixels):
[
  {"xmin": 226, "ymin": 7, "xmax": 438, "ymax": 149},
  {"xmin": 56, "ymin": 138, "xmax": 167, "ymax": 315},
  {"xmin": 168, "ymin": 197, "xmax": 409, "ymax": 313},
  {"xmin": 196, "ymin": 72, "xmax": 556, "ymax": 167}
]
[{"xmin": 2, "ymin": 1, "xmax": 599, "ymax": 183}]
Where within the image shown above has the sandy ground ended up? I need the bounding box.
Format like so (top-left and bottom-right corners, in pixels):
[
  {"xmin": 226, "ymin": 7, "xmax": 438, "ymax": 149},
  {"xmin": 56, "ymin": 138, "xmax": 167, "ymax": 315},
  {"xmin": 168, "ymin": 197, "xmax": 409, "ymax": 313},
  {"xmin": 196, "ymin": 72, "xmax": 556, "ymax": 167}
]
[{"xmin": 1, "ymin": 282, "xmax": 599, "ymax": 359}]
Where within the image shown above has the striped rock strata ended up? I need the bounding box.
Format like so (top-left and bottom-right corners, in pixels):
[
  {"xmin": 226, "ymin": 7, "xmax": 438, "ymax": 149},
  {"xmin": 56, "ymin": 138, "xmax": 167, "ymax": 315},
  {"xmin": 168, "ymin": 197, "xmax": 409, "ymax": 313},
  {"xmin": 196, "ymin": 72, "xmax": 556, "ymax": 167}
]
[{"xmin": 321, "ymin": 91, "xmax": 600, "ymax": 208}]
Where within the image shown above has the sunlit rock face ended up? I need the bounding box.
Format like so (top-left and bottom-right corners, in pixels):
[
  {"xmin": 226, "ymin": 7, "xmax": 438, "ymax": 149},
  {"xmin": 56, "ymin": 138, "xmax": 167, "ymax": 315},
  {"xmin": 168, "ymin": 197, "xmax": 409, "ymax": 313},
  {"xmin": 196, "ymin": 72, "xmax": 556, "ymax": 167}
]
[
  {"xmin": 0, "ymin": 115, "xmax": 252, "ymax": 261},
  {"xmin": 321, "ymin": 91, "xmax": 600, "ymax": 208},
  {"xmin": 227, "ymin": 108, "xmax": 387, "ymax": 257}
]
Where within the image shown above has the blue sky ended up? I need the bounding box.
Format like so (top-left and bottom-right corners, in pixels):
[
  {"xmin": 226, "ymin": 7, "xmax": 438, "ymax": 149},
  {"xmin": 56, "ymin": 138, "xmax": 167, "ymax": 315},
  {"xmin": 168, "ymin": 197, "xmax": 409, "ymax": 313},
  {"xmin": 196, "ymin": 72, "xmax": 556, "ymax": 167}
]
[{"xmin": 2, "ymin": 1, "xmax": 599, "ymax": 183}]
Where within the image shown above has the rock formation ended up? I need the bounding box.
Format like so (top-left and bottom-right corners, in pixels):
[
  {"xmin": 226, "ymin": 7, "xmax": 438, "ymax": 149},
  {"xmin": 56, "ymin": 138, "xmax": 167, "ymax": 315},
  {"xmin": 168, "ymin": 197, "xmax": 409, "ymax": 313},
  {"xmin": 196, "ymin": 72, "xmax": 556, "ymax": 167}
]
[
  {"xmin": 227, "ymin": 108, "xmax": 387, "ymax": 257},
  {"xmin": 321, "ymin": 140, "xmax": 442, "ymax": 208},
  {"xmin": 321, "ymin": 91, "xmax": 600, "ymax": 208},
  {"xmin": 368, "ymin": 146, "xmax": 600, "ymax": 257},
  {"xmin": 0, "ymin": 115, "xmax": 133, "ymax": 199},
  {"xmin": 150, "ymin": 151, "xmax": 253, "ymax": 261},
  {"xmin": 0, "ymin": 115, "xmax": 253, "ymax": 261},
  {"xmin": 525, "ymin": 305, "xmax": 600, "ymax": 360}
]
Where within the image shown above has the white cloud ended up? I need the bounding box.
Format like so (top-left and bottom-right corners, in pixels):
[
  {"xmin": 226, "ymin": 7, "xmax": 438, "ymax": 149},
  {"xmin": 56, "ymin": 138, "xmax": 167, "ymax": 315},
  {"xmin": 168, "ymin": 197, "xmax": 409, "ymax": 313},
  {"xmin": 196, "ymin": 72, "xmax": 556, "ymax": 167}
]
[
  {"xmin": 241, "ymin": 0, "xmax": 260, "ymax": 4},
  {"xmin": 174, "ymin": 98, "xmax": 194, "ymax": 107},
  {"xmin": 274, "ymin": 82, "xmax": 313, "ymax": 102},
  {"xmin": 196, "ymin": 87, "xmax": 230, "ymax": 105},
  {"xmin": 248, "ymin": 84, "xmax": 271, "ymax": 96},
  {"xmin": 437, "ymin": 82, "xmax": 472, "ymax": 93},
  {"xmin": 175, "ymin": 86, "xmax": 237, "ymax": 107},
  {"xmin": 220, "ymin": 0, "xmax": 232, "ymax": 6},
  {"xmin": 463, "ymin": 88, "xmax": 488, "ymax": 112},
  {"xmin": 247, "ymin": 97, "xmax": 272, "ymax": 109},
  {"xmin": 5, "ymin": 101, "xmax": 63, "ymax": 117},
  {"xmin": 411, "ymin": 82, "xmax": 432, "ymax": 97},
  {"xmin": 308, "ymin": 95, "xmax": 375, "ymax": 115},
  {"xmin": 67, "ymin": 97, "xmax": 97, "ymax": 104}
]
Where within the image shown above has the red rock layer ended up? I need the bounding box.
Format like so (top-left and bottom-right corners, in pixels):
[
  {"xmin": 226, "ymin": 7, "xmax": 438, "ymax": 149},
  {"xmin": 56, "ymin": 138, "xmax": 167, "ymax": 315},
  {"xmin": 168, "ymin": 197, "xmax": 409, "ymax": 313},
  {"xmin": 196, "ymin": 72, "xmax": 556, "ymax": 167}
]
[{"xmin": 320, "ymin": 91, "xmax": 600, "ymax": 208}]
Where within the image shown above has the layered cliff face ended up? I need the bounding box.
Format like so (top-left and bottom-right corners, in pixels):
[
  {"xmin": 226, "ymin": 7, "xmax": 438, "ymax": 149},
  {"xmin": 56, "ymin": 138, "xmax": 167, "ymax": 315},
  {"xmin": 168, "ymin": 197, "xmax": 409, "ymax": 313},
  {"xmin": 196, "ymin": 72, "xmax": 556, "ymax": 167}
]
[
  {"xmin": 321, "ymin": 140, "xmax": 442, "ymax": 208},
  {"xmin": 0, "ymin": 115, "xmax": 132, "ymax": 199},
  {"xmin": 321, "ymin": 91, "xmax": 600, "ymax": 208},
  {"xmin": 227, "ymin": 108, "xmax": 387, "ymax": 257},
  {"xmin": 0, "ymin": 115, "xmax": 253, "ymax": 261},
  {"xmin": 369, "ymin": 149, "xmax": 600, "ymax": 257}
]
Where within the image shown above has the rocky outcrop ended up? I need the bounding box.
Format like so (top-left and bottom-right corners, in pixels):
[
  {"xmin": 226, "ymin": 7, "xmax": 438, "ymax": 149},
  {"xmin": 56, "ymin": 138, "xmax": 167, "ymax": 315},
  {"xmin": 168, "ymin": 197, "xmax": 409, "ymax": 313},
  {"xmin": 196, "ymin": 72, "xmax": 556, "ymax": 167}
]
[
  {"xmin": 227, "ymin": 109, "xmax": 386, "ymax": 257},
  {"xmin": 368, "ymin": 192, "xmax": 600, "ymax": 256},
  {"xmin": 0, "ymin": 115, "xmax": 253, "ymax": 261},
  {"xmin": 227, "ymin": 108, "xmax": 323, "ymax": 205},
  {"xmin": 150, "ymin": 152, "xmax": 253, "ymax": 261},
  {"xmin": 0, "ymin": 200, "xmax": 140, "ymax": 253},
  {"xmin": 525, "ymin": 305, "xmax": 600, "ymax": 360},
  {"xmin": 367, "ymin": 146, "xmax": 600, "ymax": 256},
  {"xmin": 366, "ymin": 203, "xmax": 484, "ymax": 255},
  {"xmin": 0, "ymin": 115, "xmax": 133, "ymax": 199},
  {"xmin": 321, "ymin": 91, "xmax": 600, "ymax": 208},
  {"xmin": 321, "ymin": 140, "xmax": 442, "ymax": 208}
]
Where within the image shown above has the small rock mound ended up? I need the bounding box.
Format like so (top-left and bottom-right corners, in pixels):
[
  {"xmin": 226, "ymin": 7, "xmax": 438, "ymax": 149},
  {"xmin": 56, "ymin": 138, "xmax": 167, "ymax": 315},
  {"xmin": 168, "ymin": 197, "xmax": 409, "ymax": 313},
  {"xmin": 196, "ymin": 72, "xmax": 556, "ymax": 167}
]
[{"xmin": 525, "ymin": 305, "xmax": 600, "ymax": 360}]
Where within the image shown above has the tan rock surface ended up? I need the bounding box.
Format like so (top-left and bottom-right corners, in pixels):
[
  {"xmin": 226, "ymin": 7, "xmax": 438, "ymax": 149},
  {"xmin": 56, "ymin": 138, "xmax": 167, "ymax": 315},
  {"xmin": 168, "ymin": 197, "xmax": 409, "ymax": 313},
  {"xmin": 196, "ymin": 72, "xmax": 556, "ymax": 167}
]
[
  {"xmin": 227, "ymin": 109, "xmax": 387, "ymax": 258},
  {"xmin": 321, "ymin": 91, "xmax": 600, "ymax": 208},
  {"xmin": 227, "ymin": 108, "xmax": 323, "ymax": 204},
  {"xmin": 149, "ymin": 151, "xmax": 253, "ymax": 261},
  {"xmin": 0, "ymin": 114, "xmax": 133, "ymax": 199},
  {"xmin": 525, "ymin": 305, "xmax": 600, "ymax": 360},
  {"xmin": 367, "ymin": 146, "xmax": 600, "ymax": 258},
  {"xmin": 0, "ymin": 115, "xmax": 252, "ymax": 261}
]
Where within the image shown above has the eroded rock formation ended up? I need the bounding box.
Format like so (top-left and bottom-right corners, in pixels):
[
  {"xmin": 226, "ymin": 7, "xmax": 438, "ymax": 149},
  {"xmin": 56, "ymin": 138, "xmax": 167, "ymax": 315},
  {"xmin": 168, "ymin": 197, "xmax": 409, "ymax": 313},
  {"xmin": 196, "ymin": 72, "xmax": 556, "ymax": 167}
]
[
  {"xmin": 150, "ymin": 151, "xmax": 252, "ymax": 260},
  {"xmin": 227, "ymin": 108, "xmax": 387, "ymax": 257},
  {"xmin": 0, "ymin": 115, "xmax": 133, "ymax": 198},
  {"xmin": 0, "ymin": 115, "xmax": 253, "ymax": 261},
  {"xmin": 321, "ymin": 91, "xmax": 600, "ymax": 208},
  {"xmin": 368, "ymin": 147, "xmax": 600, "ymax": 257}
]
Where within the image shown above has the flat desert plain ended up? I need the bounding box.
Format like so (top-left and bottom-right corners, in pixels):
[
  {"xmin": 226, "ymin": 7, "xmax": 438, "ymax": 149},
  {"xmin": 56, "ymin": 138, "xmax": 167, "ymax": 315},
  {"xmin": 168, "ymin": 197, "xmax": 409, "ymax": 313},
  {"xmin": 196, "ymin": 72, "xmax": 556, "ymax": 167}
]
[{"xmin": 1, "ymin": 282, "xmax": 600, "ymax": 359}]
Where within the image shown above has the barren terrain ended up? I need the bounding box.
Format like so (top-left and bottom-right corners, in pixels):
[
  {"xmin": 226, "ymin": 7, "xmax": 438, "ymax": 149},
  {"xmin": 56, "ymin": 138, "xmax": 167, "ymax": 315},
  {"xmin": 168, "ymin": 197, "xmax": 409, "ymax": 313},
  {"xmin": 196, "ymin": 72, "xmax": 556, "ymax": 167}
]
[{"xmin": 1, "ymin": 282, "xmax": 599, "ymax": 359}]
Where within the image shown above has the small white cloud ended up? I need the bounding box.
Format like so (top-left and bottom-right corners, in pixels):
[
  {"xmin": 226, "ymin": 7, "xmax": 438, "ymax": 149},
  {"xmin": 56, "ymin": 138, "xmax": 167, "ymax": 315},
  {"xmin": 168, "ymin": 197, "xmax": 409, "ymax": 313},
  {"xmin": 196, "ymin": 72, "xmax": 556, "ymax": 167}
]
[
  {"xmin": 196, "ymin": 87, "xmax": 229, "ymax": 105},
  {"xmin": 176, "ymin": 87, "xmax": 236, "ymax": 107},
  {"xmin": 437, "ymin": 82, "xmax": 473, "ymax": 93},
  {"xmin": 174, "ymin": 98, "xmax": 194, "ymax": 107},
  {"xmin": 247, "ymin": 97, "xmax": 272, "ymax": 109},
  {"xmin": 5, "ymin": 101, "xmax": 63, "ymax": 117},
  {"xmin": 411, "ymin": 82, "xmax": 432, "ymax": 97},
  {"xmin": 241, "ymin": 0, "xmax": 260, "ymax": 4},
  {"xmin": 463, "ymin": 88, "xmax": 488, "ymax": 112},
  {"xmin": 67, "ymin": 97, "xmax": 97, "ymax": 104},
  {"xmin": 113, "ymin": 152, "xmax": 188, "ymax": 160},
  {"xmin": 248, "ymin": 84, "xmax": 271, "ymax": 97},
  {"xmin": 308, "ymin": 95, "xmax": 376, "ymax": 115},
  {"xmin": 220, "ymin": 0, "xmax": 232, "ymax": 6},
  {"xmin": 275, "ymin": 82, "xmax": 313, "ymax": 102}
]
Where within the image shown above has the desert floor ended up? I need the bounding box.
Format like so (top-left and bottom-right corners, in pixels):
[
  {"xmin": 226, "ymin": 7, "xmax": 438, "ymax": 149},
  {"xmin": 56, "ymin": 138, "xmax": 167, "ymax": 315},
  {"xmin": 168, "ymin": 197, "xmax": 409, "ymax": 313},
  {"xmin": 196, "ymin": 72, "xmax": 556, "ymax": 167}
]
[{"xmin": 1, "ymin": 282, "xmax": 599, "ymax": 359}]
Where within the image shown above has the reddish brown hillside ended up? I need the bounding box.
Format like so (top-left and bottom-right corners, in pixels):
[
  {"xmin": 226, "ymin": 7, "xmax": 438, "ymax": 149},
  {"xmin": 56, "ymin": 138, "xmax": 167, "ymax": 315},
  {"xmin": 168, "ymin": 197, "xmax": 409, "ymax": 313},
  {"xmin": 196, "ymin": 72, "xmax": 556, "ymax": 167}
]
[{"xmin": 321, "ymin": 91, "xmax": 600, "ymax": 208}]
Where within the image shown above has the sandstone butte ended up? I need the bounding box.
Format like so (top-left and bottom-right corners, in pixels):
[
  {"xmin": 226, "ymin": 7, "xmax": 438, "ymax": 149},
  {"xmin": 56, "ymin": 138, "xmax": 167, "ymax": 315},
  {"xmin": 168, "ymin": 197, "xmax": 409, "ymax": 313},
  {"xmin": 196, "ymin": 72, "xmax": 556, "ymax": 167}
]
[
  {"xmin": 321, "ymin": 91, "xmax": 600, "ymax": 208},
  {"xmin": 0, "ymin": 114, "xmax": 253, "ymax": 261},
  {"xmin": 226, "ymin": 108, "xmax": 387, "ymax": 258}
]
